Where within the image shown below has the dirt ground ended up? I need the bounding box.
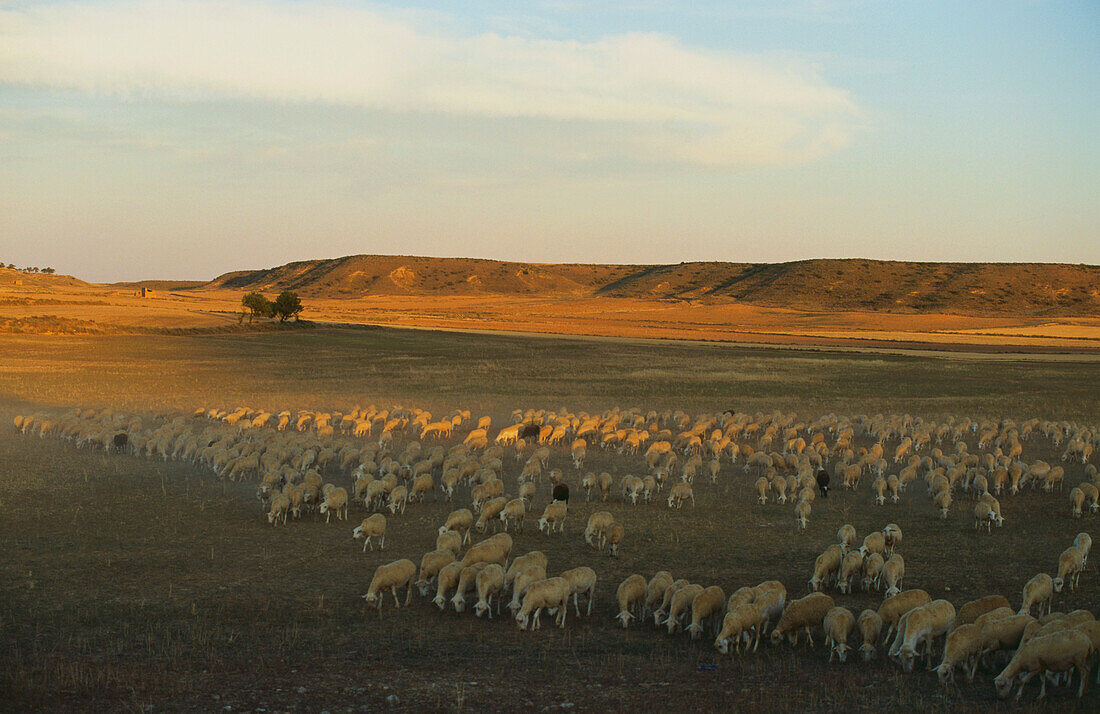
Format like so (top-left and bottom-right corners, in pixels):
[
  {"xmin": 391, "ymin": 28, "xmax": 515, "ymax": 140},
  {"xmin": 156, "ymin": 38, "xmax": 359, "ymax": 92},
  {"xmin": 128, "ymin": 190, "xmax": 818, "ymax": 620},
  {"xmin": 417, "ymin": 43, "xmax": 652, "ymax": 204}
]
[{"xmin": 1, "ymin": 327, "xmax": 1099, "ymax": 712}]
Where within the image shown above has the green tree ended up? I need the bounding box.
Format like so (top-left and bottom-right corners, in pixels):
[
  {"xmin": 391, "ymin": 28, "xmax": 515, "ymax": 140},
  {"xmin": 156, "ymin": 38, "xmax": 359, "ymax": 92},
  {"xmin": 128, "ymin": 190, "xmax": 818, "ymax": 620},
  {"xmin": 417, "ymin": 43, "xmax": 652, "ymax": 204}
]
[
  {"xmin": 42, "ymin": 267, "xmax": 55, "ymax": 274},
  {"xmin": 272, "ymin": 291, "xmax": 303, "ymax": 322},
  {"xmin": 241, "ymin": 292, "xmax": 272, "ymax": 323}
]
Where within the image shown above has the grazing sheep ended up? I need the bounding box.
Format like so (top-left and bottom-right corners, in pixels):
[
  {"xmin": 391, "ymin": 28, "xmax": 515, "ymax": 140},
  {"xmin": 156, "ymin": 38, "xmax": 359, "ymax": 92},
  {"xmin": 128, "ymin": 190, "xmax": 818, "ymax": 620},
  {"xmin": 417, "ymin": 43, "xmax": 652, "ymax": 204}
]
[
  {"xmin": 715, "ymin": 602, "xmax": 764, "ymax": 654},
  {"xmin": 537, "ymin": 500, "xmax": 568, "ymax": 535},
  {"xmin": 499, "ymin": 498, "xmax": 527, "ymax": 533},
  {"xmin": 506, "ymin": 564, "xmax": 548, "ymax": 615},
  {"xmin": 644, "ymin": 571, "xmax": 675, "ymax": 620},
  {"xmin": 934, "ymin": 489, "xmax": 952, "ymax": 518},
  {"xmin": 598, "ymin": 472, "xmax": 614, "ymax": 501},
  {"xmin": 615, "ymin": 574, "xmax": 648, "ymax": 628},
  {"xmin": 584, "ymin": 511, "xmax": 616, "ymax": 550},
  {"xmin": 352, "ymin": 514, "xmax": 387, "ymax": 552},
  {"xmin": 973, "ymin": 607, "xmax": 1016, "ymax": 630},
  {"xmin": 755, "ymin": 477, "xmax": 770, "ymax": 505},
  {"xmin": 1019, "ymin": 574, "xmax": 1055, "ymax": 617},
  {"xmin": 451, "ymin": 562, "xmax": 490, "ymax": 613},
  {"xmin": 824, "ymin": 607, "xmax": 857, "ymax": 663},
  {"xmin": 362, "ymin": 559, "xmax": 417, "ymax": 612},
  {"xmin": 416, "ymin": 549, "xmax": 457, "ymax": 596},
  {"xmin": 878, "ymin": 589, "xmax": 933, "ymax": 644},
  {"xmin": 267, "ymin": 492, "xmax": 290, "ymax": 526},
  {"xmin": 890, "ymin": 599, "xmax": 956, "ymax": 672},
  {"xmin": 935, "ymin": 623, "xmax": 984, "ymax": 683},
  {"xmin": 686, "ymin": 585, "xmax": 727, "ymax": 640},
  {"xmin": 837, "ymin": 524, "xmax": 857, "ymax": 552},
  {"xmin": 664, "ymin": 584, "xmax": 705, "ymax": 634},
  {"xmin": 519, "ymin": 480, "xmax": 536, "ymax": 504},
  {"xmin": 857, "ymin": 609, "xmax": 883, "ymax": 662},
  {"xmin": 859, "ymin": 531, "xmax": 886, "ymax": 558},
  {"xmin": 771, "ymin": 593, "xmax": 835, "ymax": 647},
  {"xmin": 667, "ymin": 482, "xmax": 695, "ymax": 509},
  {"xmin": 606, "ymin": 522, "xmax": 625, "ymax": 557},
  {"xmin": 809, "ymin": 544, "xmax": 844, "ymax": 592},
  {"xmin": 838, "ymin": 550, "xmax": 864, "ymax": 595},
  {"xmin": 439, "ymin": 508, "xmax": 473, "ymax": 544},
  {"xmin": 581, "ymin": 473, "xmax": 597, "ymax": 501},
  {"xmin": 386, "ymin": 485, "xmax": 408, "ymax": 515},
  {"xmin": 862, "ymin": 553, "xmax": 885, "ymax": 592},
  {"xmin": 515, "ymin": 577, "xmax": 571, "ymax": 630},
  {"xmin": 319, "ymin": 487, "xmax": 349, "ymax": 523},
  {"xmin": 978, "ymin": 613, "xmax": 1035, "ymax": 664},
  {"xmin": 882, "ymin": 554, "xmax": 905, "ymax": 598},
  {"xmin": 460, "ymin": 539, "xmax": 509, "ymax": 570},
  {"xmin": 794, "ymin": 499, "xmax": 811, "ymax": 531},
  {"xmin": 953, "ymin": 595, "xmax": 1012, "ymax": 631},
  {"xmin": 561, "ymin": 566, "xmax": 598, "ymax": 617},
  {"xmin": 1071, "ymin": 487, "xmax": 1086, "ymax": 518},
  {"xmin": 410, "ymin": 473, "xmax": 434, "ymax": 502},
  {"xmin": 994, "ymin": 629, "xmax": 1092, "ymax": 700},
  {"xmin": 435, "ymin": 529, "xmax": 463, "ymax": 557},
  {"xmin": 431, "ymin": 562, "xmax": 464, "ymax": 610},
  {"xmin": 474, "ymin": 496, "xmax": 508, "ymax": 533},
  {"xmin": 882, "ymin": 523, "xmax": 902, "ymax": 555},
  {"xmin": 1053, "ymin": 546, "xmax": 1084, "ymax": 593},
  {"xmin": 473, "ymin": 564, "xmax": 506, "ymax": 618},
  {"xmin": 872, "ymin": 476, "xmax": 887, "ymax": 505},
  {"xmin": 1074, "ymin": 532, "xmax": 1092, "ymax": 566}
]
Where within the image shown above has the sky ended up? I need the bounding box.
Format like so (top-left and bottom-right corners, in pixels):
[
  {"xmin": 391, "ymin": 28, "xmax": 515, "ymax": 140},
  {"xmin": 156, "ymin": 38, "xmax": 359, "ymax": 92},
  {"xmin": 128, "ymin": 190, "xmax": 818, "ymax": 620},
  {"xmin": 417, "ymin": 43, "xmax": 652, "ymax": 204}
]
[{"xmin": 0, "ymin": 0, "xmax": 1097, "ymax": 282}]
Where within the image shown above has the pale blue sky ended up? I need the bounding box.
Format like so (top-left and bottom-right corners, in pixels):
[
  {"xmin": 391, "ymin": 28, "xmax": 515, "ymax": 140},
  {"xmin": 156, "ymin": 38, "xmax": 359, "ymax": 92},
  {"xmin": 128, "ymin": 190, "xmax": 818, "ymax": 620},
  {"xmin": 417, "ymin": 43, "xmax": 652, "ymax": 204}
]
[{"xmin": 1, "ymin": 0, "xmax": 1097, "ymax": 281}]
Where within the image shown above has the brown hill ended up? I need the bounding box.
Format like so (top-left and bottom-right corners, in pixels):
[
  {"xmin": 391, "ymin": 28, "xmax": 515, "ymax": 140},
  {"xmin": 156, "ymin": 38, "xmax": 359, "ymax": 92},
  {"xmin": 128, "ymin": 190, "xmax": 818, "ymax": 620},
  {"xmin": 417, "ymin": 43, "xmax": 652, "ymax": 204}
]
[
  {"xmin": 0, "ymin": 267, "xmax": 88, "ymax": 289},
  {"xmin": 200, "ymin": 255, "xmax": 1100, "ymax": 316}
]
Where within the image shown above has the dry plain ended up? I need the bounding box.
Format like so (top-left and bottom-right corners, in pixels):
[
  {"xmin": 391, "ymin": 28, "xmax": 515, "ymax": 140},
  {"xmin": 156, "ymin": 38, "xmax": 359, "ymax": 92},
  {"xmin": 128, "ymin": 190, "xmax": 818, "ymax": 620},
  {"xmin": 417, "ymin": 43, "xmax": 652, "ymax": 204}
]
[{"xmin": 1, "ymin": 325, "xmax": 1099, "ymax": 712}]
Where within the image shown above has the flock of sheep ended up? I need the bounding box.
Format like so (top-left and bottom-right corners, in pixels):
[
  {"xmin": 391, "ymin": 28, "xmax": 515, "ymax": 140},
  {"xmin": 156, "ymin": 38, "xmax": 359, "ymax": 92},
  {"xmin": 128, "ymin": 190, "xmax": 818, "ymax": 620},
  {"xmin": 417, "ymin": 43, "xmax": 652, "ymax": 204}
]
[{"xmin": 12, "ymin": 403, "xmax": 1100, "ymax": 701}]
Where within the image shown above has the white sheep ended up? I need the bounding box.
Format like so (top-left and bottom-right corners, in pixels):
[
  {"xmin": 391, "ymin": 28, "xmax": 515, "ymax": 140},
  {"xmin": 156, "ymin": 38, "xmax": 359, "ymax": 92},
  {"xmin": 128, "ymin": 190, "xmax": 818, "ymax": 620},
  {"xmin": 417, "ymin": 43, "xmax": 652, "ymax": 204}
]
[
  {"xmin": 561, "ymin": 566, "xmax": 598, "ymax": 617},
  {"xmin": 686, "ymin": 585, "xmax": 726, "ymax": 640},
  {"xmin": 877, "ymin": 589, "xmax": 932, "ymax": 644},
  {"xmin": 862, "ymin": 552, "xmax": 885, "ymax": 592},
  {"xmin": 643, "ymin": 571, "xmax": 675, "ymax": 620},
  {"xmin": 506, "ymin": 564, "xmax": 548, "ymax": 615},
  {"xmin": 667, "ymin": 482, "xmax": 695, "ymax": 509},
  {"xmin": 475, "ymin": 497, "xmax": 508, "ymax": 533},
  {"xmin": 607, "ymin": 522, "xmax": 625, "ymax": 557},
  {"xmin": 664, "ymin": 584, "xmax": 704, "ymax": 634},
  {"xmin": 1019, "ymin": 573, "xmax": 1054, "ymax": 617},
  {"xmin": 416, "ymin": 549, "xmax": 457, "ymax": 596},
  {"xmin": 934, "ymin": 623, "xmax": 984, "ymax": 683},
  {"xmin": 837, "ymin": 524, "xmax": 857, "ymax": 552},
  {"xmin": 615, "ymin": 574, "xmax": 648, "ymax": 628},
  {"xmin": 451, "ymin": 562, "xmax": 490, "ymax": 613},
  {"xmin": 319, "ymin": 486, "xmax": 349, "ymax": 523},
  {"xmin": 882, "ymin": 523, "xmax": 902, "ymax": 555},
  {"xmin": 857, "ymin": 609, "xmax": 883, "ymax": 661},
  {"xmin": 1074, "ymin": 532, "xmax": 1092, "ymax": 566},
  {"xmin": 386, "ymin": 485, "xmax": 408, "ymax": 515},
  {"xmin": 824, "ymin": 606, "xmax": 856, "ymax": 663},
  {"xmin": 515, "ymin": 577, "xmax": 571, "ymax": 630},
  {"xmin": 439, "ymin": 508, "xmax": 473, "ymax": 544},
  {"xmin": 1053, "ymin": 546, "xmax": 1084, "ymax": 592},
  {"xmin": 352, "ymin": 514, "xmax": 386, "ymax": 551},
  {"xmin": 837, "ymin": 550, "xmax": 863, "ymax": 594},
  {"xmin": 882, "ymin": 554, "xmax": 905, "ymax": 598},
  {"xmin": 431, "ymin": 562, "xmax": 464, "ymax": 610},
  {"xmin": 770, "ymin": 592, "xmax": 835, "ymax": 647},
  {"xmin": 473, "ymin": 563, "xmax": 506, "ymax": 618},
  {"xmin": 435, "ymin": 529, "xmax": 463, "ymax": 557},
  {"xmin": 794, "ymin": 499, "xmax": 811, "ymax": 531},
  {"xmin": 809, "ymin": 544, "xmax": 843, "ymax": 592},
  {"xmin": 584, "ymin": 511, "xmax": 616, "ymax": 550},
  {"xmin": 715, "ymin": 602, "xmax": 764, "ymax": 654},
  {"xmin": 889, "ymin": 599, "xmax": 956, "ymax": 672},
  {"xmin": 361, "ymin": 559, "xmax": 417, "ymax": 612},
  {"xmin": 537, "ymin": 500, "xmax": 567, "ymax": 535},
  {"xmin": 994, "ymin": 629, "xmax": 1092, "ymax": 700},
  {"xmin": 504, "ymin": 552, "xmax": 549, "ymax": 593}
]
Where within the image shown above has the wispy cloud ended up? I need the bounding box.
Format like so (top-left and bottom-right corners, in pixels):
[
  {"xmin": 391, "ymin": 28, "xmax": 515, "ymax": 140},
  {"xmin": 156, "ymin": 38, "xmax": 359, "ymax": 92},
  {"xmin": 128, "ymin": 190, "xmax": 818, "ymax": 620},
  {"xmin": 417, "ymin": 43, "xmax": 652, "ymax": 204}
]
[{"xmin": 0, "ymin": 0, "xmax": 862, "ymax": 164}]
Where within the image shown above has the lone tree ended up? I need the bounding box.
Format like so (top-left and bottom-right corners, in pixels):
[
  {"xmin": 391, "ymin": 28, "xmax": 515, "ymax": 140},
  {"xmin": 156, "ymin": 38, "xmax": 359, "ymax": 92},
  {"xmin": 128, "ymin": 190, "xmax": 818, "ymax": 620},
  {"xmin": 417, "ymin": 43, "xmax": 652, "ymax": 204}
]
[
  {"xmin": 272, "ymin": 291, "xmax": 303, "ymax": 322},
  {"xmin": 241, "ymin": 292, "xmax": 272, "ymax": 322}
]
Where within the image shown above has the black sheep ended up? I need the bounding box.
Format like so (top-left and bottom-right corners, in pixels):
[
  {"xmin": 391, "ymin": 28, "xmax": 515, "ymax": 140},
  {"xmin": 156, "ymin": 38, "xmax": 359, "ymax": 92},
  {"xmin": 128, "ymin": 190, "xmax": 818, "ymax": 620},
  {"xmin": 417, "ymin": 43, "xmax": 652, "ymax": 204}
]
[
  {"xmin": 552, "ymin": 484, "xmax": 570, "ymax": 503},
  {"xmin": 112, "ymin": 432, "xmax": 128, "ymax": 453},
  {"xmin": 519, "ymin": 423, "xmax": 541, "ymax": 440},
  {"xmin": 816, "ymin": 469, "xmax": 830, "ymax": 498}
]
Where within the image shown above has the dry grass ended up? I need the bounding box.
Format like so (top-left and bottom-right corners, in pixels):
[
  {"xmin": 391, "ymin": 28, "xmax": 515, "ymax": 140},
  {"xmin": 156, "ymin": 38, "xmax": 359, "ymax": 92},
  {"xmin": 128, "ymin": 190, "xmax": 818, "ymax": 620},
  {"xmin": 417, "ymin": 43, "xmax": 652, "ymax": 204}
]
[{"xmin": 1, "ymin": 326, "xmax": 1099, "ymax": 712}]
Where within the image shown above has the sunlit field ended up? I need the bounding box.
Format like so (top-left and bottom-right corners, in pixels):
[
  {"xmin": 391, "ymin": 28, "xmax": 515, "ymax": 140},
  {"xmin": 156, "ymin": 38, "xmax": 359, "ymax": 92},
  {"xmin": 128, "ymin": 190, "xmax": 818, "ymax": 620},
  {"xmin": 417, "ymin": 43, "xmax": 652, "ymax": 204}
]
[{"xmin": 2, "ymin": 326, "xmax": 1099, "ymax": 712}]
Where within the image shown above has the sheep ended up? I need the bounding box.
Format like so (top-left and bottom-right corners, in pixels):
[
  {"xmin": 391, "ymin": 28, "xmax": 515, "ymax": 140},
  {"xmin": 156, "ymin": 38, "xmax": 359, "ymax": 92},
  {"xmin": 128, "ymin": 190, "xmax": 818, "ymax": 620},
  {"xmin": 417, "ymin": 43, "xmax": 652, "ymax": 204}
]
[
  {"xmin": 794, "ymin": 499, "xmax": 811, "ymax": 531},
  {"xmin": 1075, "ymin": 532, "xmax": 1092, "ymax": 566},
  {"xmin": 644, "ymin": 571, "xmax": 675, "ymax": 620},
  {"xmin": 435, "ymin": 529, "xmax": 463, "ymax": 557},
  {"xmin": 934, "ymin": 489, "xmax": 952, "ymax": 518},
  {"xmin": 561, "ymin": 566, "xmax": 598, "ymax": 617},
  {"xmin": 770, "ymin": 593, "xmax": 835, "ymax": 647},
  {"xmin": 319, "ymin": 486, "xmax": 349, "ymax": 523},
  {"xmin": 499, "ymin": 498, "xmax": 527, "ymax": 533},
  {"xmin": 753, "ymin": 589, "xmax": 786, "ymax": 639},
  {"xmin": 439, "ymin": 508, "xmax": 473, "ymax": 544},
  {"xmin": 515, "ymin": 577, "xmax": 571, "ymax": 630},
  {"xmin": 974, "ymin": 501, "xmax": 997, "ymax": 532},
  {"xmin": 1019, "ymin": 573, "xmax": 1055, "ymax": 617},
  {"xmin": 506, "ymin": 564, "xmax": 548, "ymax": 614},
  {"xmin": 667, "ymin": 482, "xmax": 695, "ymax": 509},
  {"xmin": 431, "ymin": 562, "xmax": 464, "ymax": 610},
  {"xmin": 615, "ymin": 574, "xmax": 648, "ymax": 628},
  {"xmin": 584, "ymin": 511, "xmax": 616, "ymax": 550},
  {"xmin": 872, "ymin": 476, "xmax": 887, "ymax": 506},
  {"xmin": 416, "ymin": 549, "xmax": 457, "ymax": 596},
  {"xmin": 1081, "ymin": 483, "xmax": 1100, "ymax": 513},
  {"xmin": 537, "ymin": 500, "xmax": 567, "ymax": 535},
  {"xmin": 882, "ymin": 523, "xmax": 902, "ymax": 555},
  {"xmin": 824, "ymin": 607, "xmax": 856, "ymax": 663},
  {"xmin": 518, "ymin": 481, "xmax": 536, "ymax": 503},
  {"xmin": 352, "ymin": 514, "xmax": 386, "ymax": 552},
  {"xmin": 755, "ymin": 477, "xmax": 770, "ymax": 504},
  {"xmin": 386, "ymin": 485, "xmax": 408, "ymax": 515},
  {"xmin": 473, "ymin": 564, "xmax": 506, "ymax": 618},
  {"xmin": 862, "ymin": 553, "xmax": 885, "ymax": 592},
  {"xmin": 261, "ymin": 488, "xmax": 291, "ymax": 525},
  {"xmin": 809, "ymin": 544, "xmax": 844, "ymax": 592},
  {"xmin": 361, "ymin": 558, "xmax": 417, "ymax": 612},
  {"xmin": 660, "ymin": 583, "xmax": 703, "ymax": 634},
  {"xmin": 505, "ymin": 551, "xmax": 549, "ymax": 592},
  {"xmin": 857, "ymin": 609, "xmax": 883, "ymax": 662},
  {"xmin": 715, "ymin": 602, "xmax": 764, "ymax": 654},
  {"xmin": 1071, "ymin": 487, "xmax": 1086, "ymax": 518},
  {"xmin": 974, "ymin": 607, "xmax": 1016, "ymax": 629},
  {"xmin": 994, "ymin": 629, "xmax": 1092, "ymax": 700},
  {"xmin": 686, "ymin": 585, "xmax": 726, "ymax": 640},
  {"xmin": 859, "ymin": 532, "xmax": 886, "ymax": 558},
  {"xmin": 890, "ymin": 599, "xmax": 956, "ymax": 672},
  {"xmin": 410, "ymin": 473, "xmax": 434, "ymax": 503},
  {"xmin": 598, "ymin": 472, "xmax": 614, "ymax": 501},
  {"xmin": 451, "ymin": 562, "xmax": 490, "ymax": 613},
  {"xmin": 837, "ymin": 551, "xmax": 864, "ymax": 595},
  {"xmin": 934, "ymin": 623, "xmax": 985, "ymax": 683},
  {"xmin": 882, "ymin": 554, "xmax": 905, "ymax": 598},
  {"xmin": 878, "ymin": 589, "xmax": 932, "ymax": 644},
  {"xmin": 473, "ymin": 497, "xmax": 507, "ymax": 533},
  {"xmin": 837, "ymin": 524, "xmax": 857, "ymax": 552},
  {"xmin": 978, "ymin": 613, "xmax": 1035, "ymax": 665},
  {"xmin": 1053, "ymin": 546, "xmax": 1084, "ymax": 593},
  {"xmin": 460, "ymin": 539, "xmax": 509, "ymax": 570},
  {"xmin": 887, "ymin": 474, "xmax": 901, "ymax": 503},
  {"xmin": 953, "ymin": 595, "xmax": 1012, "ymax": 631}
]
